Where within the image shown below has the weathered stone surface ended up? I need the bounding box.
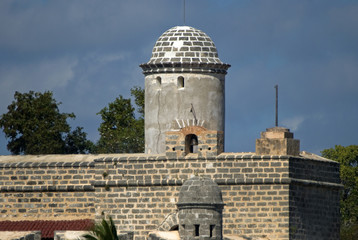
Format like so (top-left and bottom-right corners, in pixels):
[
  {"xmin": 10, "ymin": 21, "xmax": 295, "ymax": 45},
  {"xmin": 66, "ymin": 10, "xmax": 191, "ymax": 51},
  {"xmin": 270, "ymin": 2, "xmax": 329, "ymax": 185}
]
[
  {"xmin": 165, "ymin": 126, "xmax": 224, "ymax": 158},
  {"xmin": 223, "ymin": 235, "xmax": 271, "ymax": 240},
  {"xmin": 54, "ymin": 231, "xmax": 88, "ymax": 240},
  {"xmin": 141, "ymin": 26, "xmax": 230, "ymax": 155},
  {"xmin": 0, "ymin": 152, "xmax": 341, "ymax": 240},
  {"xmin": 0, "ymin": 231, "xmax": 41, "ymax": 240},
  {"xmin": 148, "ymin": 231, "xmax": 179, "ymax": 240},
  {"xmin": 256, "ymin": 127, "xmax": 300, "ymax": 156},
  {"xmin": 177, "ymin": 177, "xmax": 224, "ymax": 206},
  {"xmin": 177, "ymin": 177, "xmax": 224, "ymax": 240}
]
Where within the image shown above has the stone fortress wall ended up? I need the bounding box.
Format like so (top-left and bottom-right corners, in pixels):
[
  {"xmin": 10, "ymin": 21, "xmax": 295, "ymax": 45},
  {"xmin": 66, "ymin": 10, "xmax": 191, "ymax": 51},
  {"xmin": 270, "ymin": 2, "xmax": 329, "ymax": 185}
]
[
  {"xmin": 0, "ymin": 155, "xmax": 96, "ymax": 221},
  {"xmin": 0, "ymin": 151, "xmax": 341, "ymax": 240}
]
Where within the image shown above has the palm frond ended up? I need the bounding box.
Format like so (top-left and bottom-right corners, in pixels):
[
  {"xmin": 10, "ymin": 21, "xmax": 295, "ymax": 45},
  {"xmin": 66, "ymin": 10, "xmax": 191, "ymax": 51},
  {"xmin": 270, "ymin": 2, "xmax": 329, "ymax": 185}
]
[{"xmin": 82, "ymin": 215, "xmax": 119, "ymax": 240}]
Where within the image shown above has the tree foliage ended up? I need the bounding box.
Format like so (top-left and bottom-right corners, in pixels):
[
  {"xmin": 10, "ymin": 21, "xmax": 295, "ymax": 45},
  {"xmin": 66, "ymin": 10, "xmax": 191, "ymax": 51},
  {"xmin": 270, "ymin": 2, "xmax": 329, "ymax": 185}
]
[
  {"xmin": 82, "ymin": 216, "xmax": 119, "ymax": 240},
  {"xmin": 321, "ymin": 145, "xmax": 358, "ymax": 239},
  {"xmin": 95, "ymin": 86, "xmax": 144, "ymax": 153},
  {"xmin": 64, "ymin": 126, "xmax": 94, "ymax": 154},
  {"xmin": 0, "ymin": 91, "xmax": 93, "ymax": 154}
]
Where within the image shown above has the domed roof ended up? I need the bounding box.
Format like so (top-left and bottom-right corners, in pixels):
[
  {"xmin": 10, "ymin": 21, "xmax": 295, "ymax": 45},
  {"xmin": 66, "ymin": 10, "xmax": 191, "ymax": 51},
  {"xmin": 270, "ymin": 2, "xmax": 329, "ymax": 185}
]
[
  {"xmin": 177, "ymin": 176, "xmax": 224, "ymax": 209},
  {"xmin": 148, "ymin": 26, "xmax": 222, "ymax": 64}
]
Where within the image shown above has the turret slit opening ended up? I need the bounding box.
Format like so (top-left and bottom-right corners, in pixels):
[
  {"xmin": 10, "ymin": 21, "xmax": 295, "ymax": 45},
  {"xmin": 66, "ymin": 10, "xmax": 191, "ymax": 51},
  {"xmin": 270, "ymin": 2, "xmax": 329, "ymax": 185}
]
[
  {"xmin": 156, "ymin": 76, "xmax": 162, "ymax": 88},
  {"xmin": 178, "ymin": 76, "xmax": 184, "ymax": 88},
  {"xmin": 194, "ymin": 224, "xmax": 200, "ymax": 237},
  {"xmin": 210, "ymin": 225, "xmax": 215, "ymax": 238},
  {"xmin": 185, "ymin": 134, "xmax": 198, "ymax": 154}
]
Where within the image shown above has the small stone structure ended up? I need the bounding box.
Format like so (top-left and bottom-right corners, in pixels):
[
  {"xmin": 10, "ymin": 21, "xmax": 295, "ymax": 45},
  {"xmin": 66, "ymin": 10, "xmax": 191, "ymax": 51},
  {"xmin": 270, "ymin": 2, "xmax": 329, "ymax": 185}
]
[
  {"xmin": 177, "ymin": 177, "xmax": 224, "ymax": 240},
  {"xmin": 256, "ymin": 127, "xmax": 300, "ymax": 156}
]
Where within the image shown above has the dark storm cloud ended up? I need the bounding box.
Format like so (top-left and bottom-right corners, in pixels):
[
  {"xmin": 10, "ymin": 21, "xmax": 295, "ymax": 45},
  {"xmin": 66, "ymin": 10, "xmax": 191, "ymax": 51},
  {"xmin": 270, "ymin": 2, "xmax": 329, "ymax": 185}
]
[{"xmin": 0, "ymin": 0, "xmax": 357, "ymax": 155}]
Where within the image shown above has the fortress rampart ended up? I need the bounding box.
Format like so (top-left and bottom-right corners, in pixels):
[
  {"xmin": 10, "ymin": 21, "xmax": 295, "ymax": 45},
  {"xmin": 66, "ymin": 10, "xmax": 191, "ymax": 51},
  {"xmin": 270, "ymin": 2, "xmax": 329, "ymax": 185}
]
[{"xmin": 0, "ymin": 152, "xmax": 341, "ymax": 240}]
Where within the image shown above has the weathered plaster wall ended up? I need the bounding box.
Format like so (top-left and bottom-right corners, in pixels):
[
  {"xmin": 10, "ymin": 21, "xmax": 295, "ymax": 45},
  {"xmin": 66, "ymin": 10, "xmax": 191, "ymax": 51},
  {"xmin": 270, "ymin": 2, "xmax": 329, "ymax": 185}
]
[{"xmin": 144, "ymin": 72, "xmax": 225, "ymax": 154}]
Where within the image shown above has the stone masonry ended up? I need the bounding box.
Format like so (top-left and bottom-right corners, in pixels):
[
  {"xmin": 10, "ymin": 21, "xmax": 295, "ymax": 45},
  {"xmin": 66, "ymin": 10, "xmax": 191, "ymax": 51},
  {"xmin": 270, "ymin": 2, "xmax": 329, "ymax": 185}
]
[
  {"xmin": 256, "ymin": 127, "xmax": 300, "ymax": 156},
  {"xmin": 177, "ymin": 176, "xmax": 225, "ymax": 240},
  {"xmin": 141, "ymin": 26, "xmax": 230, "ymax": 154},
  {"xmin": 0, "ymin": 150, "xmax": 341, "ymax": 240},
  {"xmin": 165, "ymin": 126, "xmax": 224, "ymax": 158},
  {"xmin": 0, "ymin": 155, "xmax": 96, "ymax": 221}
]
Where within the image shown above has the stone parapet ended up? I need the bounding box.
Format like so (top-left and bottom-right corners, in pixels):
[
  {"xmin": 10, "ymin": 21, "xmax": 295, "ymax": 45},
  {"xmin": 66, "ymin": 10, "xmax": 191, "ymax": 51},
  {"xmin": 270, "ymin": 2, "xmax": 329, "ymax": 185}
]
[
  {"xmin": 0, "ymin": 153, "xmax": 341, "ymax": 240},
  {"xmin": 93, "ymin": 153, "xmax": 341, "ymax": 240},
  {"xmin": 0, "ymin": 158, "xmax": 96, "ymax": 221}
]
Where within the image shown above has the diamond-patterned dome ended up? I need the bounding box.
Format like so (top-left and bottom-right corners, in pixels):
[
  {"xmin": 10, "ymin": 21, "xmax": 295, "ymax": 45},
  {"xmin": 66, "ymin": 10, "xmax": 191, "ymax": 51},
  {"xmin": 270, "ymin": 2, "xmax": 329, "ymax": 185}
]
[{"xmin": 148, "ymin": 26, "xmax": 222, "ymax": 64}]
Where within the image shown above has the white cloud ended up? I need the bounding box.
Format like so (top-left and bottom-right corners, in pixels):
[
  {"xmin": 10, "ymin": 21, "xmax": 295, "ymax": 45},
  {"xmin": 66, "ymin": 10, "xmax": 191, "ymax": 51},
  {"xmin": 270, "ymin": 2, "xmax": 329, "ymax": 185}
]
[{"xmin": 281, "ymin": 116, "xmax": 305, "ymax": 131}]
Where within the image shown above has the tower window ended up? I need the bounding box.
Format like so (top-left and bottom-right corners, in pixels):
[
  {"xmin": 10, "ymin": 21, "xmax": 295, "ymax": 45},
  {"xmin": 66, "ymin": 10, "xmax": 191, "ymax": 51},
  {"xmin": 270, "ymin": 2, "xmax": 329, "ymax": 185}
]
[
  {"xmin": 185, "ymin": 134, "xmax": 198, "ymax": 154},
  {"xmin": 156, "ymin": 76, "xmax": 162, "ymax": 87},
  {"xmin": 178, "ymin": 76, "xmax": 184, "ymax": 88},
  {"xmin": 210, "ymin": 225, "xmax": 215, "ymax": 238},
  {"xmin": 194, "ymin": 225, "xmax": 200, "ymax": 237}
]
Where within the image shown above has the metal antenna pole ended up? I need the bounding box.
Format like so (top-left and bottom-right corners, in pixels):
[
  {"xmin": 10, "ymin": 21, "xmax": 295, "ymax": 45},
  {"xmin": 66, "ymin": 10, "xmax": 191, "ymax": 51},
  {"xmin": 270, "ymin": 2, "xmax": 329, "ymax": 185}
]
[{"xmin": 275, "ymin": 85, "xmax": 278, "ymax": 127}]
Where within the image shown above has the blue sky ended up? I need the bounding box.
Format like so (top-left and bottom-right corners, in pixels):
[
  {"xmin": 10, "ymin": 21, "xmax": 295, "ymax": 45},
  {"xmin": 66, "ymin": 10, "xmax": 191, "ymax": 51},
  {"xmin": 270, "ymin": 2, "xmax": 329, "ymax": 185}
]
[{"xmin": 0, "ymin": 0, "xmax": 357, "ymax": 155}]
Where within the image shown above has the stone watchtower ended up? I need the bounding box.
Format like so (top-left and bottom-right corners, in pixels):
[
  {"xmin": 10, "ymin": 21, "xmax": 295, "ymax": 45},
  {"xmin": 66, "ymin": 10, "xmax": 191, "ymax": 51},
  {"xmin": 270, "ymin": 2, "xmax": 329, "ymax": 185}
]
[
  {"xmin": 177, "ymin": 177, "xmax": 224, "ymax": 240},
  {"xmin": 140, "ymin": 26, "xmax": 230, "ymax": 154}
]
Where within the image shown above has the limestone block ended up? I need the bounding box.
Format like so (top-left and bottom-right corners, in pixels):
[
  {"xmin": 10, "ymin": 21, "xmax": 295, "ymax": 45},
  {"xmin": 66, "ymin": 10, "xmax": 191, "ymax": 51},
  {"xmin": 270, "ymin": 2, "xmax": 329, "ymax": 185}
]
[{"xmin": 256, "ymin": 127, "xmax": 300, "ymax": 156}]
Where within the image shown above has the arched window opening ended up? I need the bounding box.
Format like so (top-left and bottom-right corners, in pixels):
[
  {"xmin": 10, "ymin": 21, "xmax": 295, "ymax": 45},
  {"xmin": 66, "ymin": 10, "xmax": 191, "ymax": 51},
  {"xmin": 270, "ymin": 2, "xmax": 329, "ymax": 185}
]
[
  {"xmin": 156, "ymin": 76, "xmax": 162, "ymax": 87},
  {"xmin": 178, "ymin": 76, "xmax": 184, "ymax": 88},
  {"xmin": 185, "ymin": 134, "xmax": 198, "ymax": 154}
]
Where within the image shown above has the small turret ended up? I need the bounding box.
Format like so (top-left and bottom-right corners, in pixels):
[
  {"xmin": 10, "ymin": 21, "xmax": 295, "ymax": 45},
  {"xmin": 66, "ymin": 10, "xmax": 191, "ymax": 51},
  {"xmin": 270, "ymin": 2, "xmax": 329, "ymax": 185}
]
[
  {"xmin": 177, "ymin": 177, "xmax": 224, "ymax": 240},
  {"xmin": 255, "ymin": 127, "xmax": 300, "ymax": 156}
]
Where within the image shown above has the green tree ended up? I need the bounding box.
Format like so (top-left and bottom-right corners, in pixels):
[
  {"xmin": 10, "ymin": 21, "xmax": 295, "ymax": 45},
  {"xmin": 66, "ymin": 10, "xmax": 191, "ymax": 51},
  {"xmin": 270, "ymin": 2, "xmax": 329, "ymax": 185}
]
[
  {"xmin": 96, "ymin": 87, "xmax": 144, "ymax": 153},
  {"xmin": 82, "ymin": 216, "xmax": 119, "ymax": 240},
  {"xmin": 0, "ymin": 91, "xmax": 93, "ymax": 154},
  {"xmin": 65, "ymin": 126, "xmax": 95, "ymax": 154},
  {"xmin": 130, "ymin": 86, "xmax": 144, "ymax": 116},
  {"xmin": 321, "ymin": 145, "xmax": 358, "ymax": 239}
]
